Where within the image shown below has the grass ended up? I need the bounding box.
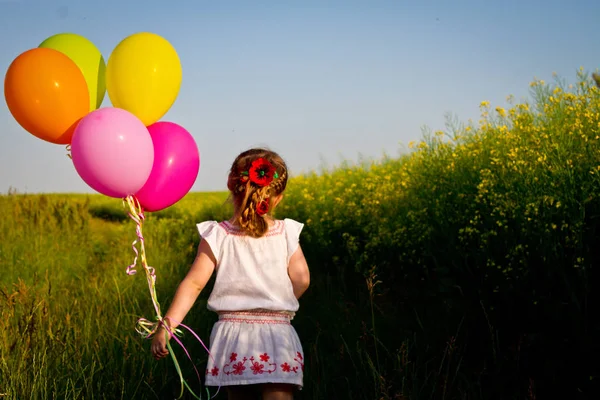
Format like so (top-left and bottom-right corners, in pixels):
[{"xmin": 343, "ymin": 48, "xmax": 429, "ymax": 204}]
[{"xmin": 2, "ymin": 70, "xmax": 600, "ymax": 399}]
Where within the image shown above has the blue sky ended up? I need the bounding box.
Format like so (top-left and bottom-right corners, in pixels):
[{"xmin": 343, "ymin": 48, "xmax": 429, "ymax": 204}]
[{"xmin": 1, "ymin": 0, "xmax": 599, "ymax": 193}]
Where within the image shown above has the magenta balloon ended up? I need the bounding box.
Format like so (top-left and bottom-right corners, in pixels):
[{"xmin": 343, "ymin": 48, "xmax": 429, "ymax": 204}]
[
  {"xmin": 135, "ymin": 121, "xmax": 200, "ymax": 211},
  {"xmin": 71, "ymin": 108, "xmax": 154, "ymax": 198}
]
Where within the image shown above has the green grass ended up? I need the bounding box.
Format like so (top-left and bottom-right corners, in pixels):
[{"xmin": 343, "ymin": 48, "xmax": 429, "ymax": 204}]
[
  {"xmin": 0, "ymin": 193, "xmax": 225, "ymax": 399},
  {"xmin": 2, "ymin": 71, "xmax": 600, "ymax": 399}
]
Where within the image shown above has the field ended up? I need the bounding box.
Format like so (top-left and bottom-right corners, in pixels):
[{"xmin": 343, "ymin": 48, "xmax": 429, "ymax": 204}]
[{"xmin": 2, "ymin": 71, "xmax": 600, "ymax": 399}]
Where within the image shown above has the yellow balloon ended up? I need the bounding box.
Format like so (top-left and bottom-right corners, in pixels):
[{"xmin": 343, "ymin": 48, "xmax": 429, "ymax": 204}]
[
  {"xmin": 39, "ymin": 33, "xmax": 106, "ymax": 111},
  {"xmin": 106, "ymin": 32, "xmax": 182, "ymax": 126}
]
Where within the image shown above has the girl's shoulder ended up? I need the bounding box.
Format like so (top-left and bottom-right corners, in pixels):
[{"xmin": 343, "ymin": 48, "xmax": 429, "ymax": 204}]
[
  {"xmin": 281, "ymin": 218, "xmax": 304, "ymax": 231},
  {"xmin": 197, "ymin": 219, "xmax": 304, "ymax": 237},
  {"xmin": 271, "ymin": 219, "xmax": 305, "ymax": 237},
  {"xmin": 197, "ymin": 220, "xmax": 222, "ymax": 231},
  {"xmin": 196, "ymin": 220, "xmax": 225, "ymax": 240}
]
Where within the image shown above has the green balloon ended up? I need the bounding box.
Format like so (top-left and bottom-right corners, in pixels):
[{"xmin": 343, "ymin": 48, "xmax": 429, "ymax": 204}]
[{"xmin": 39, "ymin": 33, "xmax": 106, "ymax": 111}]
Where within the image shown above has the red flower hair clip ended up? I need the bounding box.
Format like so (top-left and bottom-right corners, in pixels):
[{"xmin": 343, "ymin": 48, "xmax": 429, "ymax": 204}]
[
  {"xmin": 256, "ymin": 199, "xmax": 269, "ymax": 216},
  {"xmin": 240, "ymin": 158, "xmax": 279, "ymax": 187}
]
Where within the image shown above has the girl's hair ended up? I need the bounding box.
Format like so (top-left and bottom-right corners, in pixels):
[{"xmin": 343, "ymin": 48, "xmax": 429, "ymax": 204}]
[{"xmin": 227, "ymin": 148, "xmax": 289, "ymax": 238}]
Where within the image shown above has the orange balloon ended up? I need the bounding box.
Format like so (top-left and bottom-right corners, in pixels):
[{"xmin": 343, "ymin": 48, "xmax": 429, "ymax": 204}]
[{"xmin": 4, "ymin": 48, "xmax": 90, "ymax": 144}]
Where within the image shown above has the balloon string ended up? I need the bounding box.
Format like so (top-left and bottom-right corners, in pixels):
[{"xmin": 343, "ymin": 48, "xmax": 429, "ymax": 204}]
[
  {"xmin": 124, "ymin": 195, "xmax": 219, "ymax": 400},
  {"xmin": 66, "ymin": 144, "xmax": 72, "ymax": 160}
]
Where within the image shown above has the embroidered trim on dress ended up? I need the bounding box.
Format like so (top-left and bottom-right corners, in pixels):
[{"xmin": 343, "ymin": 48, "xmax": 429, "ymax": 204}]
[
  {"xmin": 218, "ymin": 311, "xmax": 291, "ymax": 325},
  {"xmin": 220, "ymin": 311, "xmax": 291, "ymax": 318},
  {"xmin": 219, "ymin": 317, "xmax": 291, "ymax": 325},
  {"xmin": 206, "ymin": 352, "xmax": 304, "ymax": 377},
  {"xmin": 219, "ymin": 220, "xmax": 284, "ymax": 237}
]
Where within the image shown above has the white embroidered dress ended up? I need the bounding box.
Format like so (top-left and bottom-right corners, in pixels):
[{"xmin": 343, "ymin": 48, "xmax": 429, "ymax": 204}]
[{"xmin": 197, "ymin": 218, "xmax": 305, "ymax": 388}]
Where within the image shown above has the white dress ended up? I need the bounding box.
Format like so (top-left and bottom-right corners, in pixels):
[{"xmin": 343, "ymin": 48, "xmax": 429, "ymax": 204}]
[{"xmin": 197, "ymin": 218, "xmax": 305, "ymax": 388}]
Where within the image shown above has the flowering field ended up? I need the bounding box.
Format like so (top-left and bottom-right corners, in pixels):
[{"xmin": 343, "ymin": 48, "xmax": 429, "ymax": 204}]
[{"xmin": 1, "ymin": 71, "xmax": 600, "ymax": 399}]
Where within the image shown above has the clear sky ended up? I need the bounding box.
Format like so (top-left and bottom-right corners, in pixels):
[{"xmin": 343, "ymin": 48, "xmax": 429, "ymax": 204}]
[{"xmin": 1, "ymin": 0, "xmax": 599, "ymax": 193}]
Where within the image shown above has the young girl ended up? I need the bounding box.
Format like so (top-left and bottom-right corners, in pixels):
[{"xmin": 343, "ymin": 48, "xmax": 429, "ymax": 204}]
[{"xmin": 151, "ymin": 148, "xmax": 310, "ymax": 400}]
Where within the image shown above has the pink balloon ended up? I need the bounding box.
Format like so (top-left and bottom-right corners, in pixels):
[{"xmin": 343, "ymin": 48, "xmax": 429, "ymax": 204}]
[
  {"xmin": 135, "ymin": 121, "xmax": 200, "ymax": 212},
  {"xmin": 71, "ymin": 108, "xmax": 154, "ymax": 198}
]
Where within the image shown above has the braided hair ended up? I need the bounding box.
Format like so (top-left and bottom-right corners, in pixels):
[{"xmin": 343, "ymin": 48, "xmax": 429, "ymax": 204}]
[{"xmin": 227, "ymin": 148, "xmax": 289, "ymax": 238}]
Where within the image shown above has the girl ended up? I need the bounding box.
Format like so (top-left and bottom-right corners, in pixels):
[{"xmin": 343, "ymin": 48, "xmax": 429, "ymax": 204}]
[{"xmin": 151, "ymin": 148, "xmax": 310, "ymax": 400}]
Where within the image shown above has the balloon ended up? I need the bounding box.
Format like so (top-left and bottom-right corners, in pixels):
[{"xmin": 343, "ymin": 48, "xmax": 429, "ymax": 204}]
[
  {"xmin": 39, "ymin": 33, "xmax": 107, "ymax": 111},
  {"xmin": 70, "ymin": 108, "xmax": 154, "ymax": 198},
  {"xmin": 135, "ymin": 122, "xmax": 200, "ymax": 212},
  {"xmin": 4, "ymin": 48, "xmax": 89, "ymax": 144},
  {"xmin": 106, "ymin": 32, "xmax": 182, "ymax": 126}
]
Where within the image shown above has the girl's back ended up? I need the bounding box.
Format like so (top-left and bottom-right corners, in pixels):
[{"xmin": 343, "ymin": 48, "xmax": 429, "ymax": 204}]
[{"xmin": 198, "ymin": 218, "xmax": 303, "ymax": 316}]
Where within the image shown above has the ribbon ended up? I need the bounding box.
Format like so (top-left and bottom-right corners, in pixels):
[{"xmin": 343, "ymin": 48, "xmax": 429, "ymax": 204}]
[
  {"xmin": 124, "ymin": 195, "xmax": 220, "ymax": 399},
  {"xmin": 66, "ymin": 144, "xmax": 72, "ymax": 160}
]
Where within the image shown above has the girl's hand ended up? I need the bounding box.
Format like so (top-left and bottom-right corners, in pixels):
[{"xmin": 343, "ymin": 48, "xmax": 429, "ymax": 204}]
[{"xmin": 151, "ymin": 327, "xmax": 170, "ymax": 360}]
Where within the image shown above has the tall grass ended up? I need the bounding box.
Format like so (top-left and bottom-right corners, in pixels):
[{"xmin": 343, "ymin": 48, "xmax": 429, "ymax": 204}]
[
  {"xmin": 1, "ymin": 70, "xmax": 600, "ymax": 399},
  {"xmin": 0, "ymin": 193, "xmax": 225, "ymax": 399}
]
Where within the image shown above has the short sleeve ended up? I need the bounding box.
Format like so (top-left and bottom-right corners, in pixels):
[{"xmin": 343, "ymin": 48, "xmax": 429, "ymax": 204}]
[
  {"xmin": 284, "ymin": 218, "xmax": 304, "ymax": 262},
  {"xmin": 197, "ymin": 221, "xmax": 223, "ymax": 262}
]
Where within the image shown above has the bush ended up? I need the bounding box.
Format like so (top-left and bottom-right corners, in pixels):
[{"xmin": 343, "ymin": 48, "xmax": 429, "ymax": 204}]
[{"xmin": 277, "ymin": 70, "xmax": 600, "ymax": 399}]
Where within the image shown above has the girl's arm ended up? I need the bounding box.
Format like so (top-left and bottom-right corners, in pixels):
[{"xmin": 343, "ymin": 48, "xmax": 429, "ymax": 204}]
[
  {"xmin": 288, "ymin": 245, "xmax": 310, "ymax": 299},
  {"xmin": 152, "ymin": 239, "xmax": 216, "ymax": 359},
  {"xmin": 162, "ymin": 239, "xmax": 216, "ymax": 329}
]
